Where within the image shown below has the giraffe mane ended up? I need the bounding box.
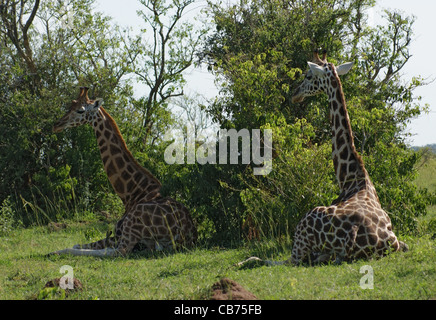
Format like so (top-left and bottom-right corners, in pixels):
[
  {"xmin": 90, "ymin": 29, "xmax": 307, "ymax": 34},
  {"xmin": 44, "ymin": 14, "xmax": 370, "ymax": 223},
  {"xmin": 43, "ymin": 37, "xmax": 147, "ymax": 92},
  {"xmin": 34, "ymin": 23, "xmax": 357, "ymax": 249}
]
[
  {"xmin": 99, "ymin": 106, "xmax": 163, "ymax": 188},
  {"xmin": 330, "ymin": 67, "xmax": 366, "ymax": 175}
]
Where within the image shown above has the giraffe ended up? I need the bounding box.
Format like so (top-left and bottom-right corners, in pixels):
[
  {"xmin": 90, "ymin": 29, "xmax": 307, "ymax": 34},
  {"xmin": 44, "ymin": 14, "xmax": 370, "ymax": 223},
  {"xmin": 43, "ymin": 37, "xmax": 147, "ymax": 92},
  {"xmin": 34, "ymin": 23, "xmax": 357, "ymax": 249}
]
[
  {"xmin": 50, "ymin": 87, "xmax": 197, "ymax": 257},
  {"xmin": 286, "ymin": 50, "xmax": 408, "ymax": 264}
]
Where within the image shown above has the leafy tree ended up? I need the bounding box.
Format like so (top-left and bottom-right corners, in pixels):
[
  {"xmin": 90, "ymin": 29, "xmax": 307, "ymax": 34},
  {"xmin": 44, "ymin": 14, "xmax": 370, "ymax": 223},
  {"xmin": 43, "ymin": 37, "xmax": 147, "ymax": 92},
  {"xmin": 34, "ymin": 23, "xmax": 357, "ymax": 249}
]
[
  {"xmin": 198, "ymin": 0, "xmax": 432, "ymax": 239},
  {"xmin": 0, "ymin": 0, "xmax": 136, "ymax": 224},
  {"xmin": 125, "ymin": 0, "xmax": 209, "ymax": 147}
]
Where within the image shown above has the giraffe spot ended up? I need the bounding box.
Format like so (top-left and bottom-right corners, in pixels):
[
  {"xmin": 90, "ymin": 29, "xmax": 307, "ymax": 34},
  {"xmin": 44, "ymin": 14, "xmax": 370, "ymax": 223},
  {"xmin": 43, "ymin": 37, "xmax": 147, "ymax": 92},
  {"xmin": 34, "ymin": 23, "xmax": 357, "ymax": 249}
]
[
  {"xmin": 104, "ymin": 130, "xmax": 111, "ymax": 139},
  {"xmin": 368, "ymin": 234, "xmax": 377, "ymax": 246},
  {"xmin": 331, "ymin": 79, "xmax": 338, "ymax": 88},
  {"xmin": 315, "ymin": 218, "xmax": 323, "ymax": 230},
  {"xmin": 157, "ymin": 226, "xmax": 169, "ymax": 235},
  {"xmin": 356, "ymin": 234, "xmax": 368, "ymax": 247},
  {"xmin": 160, "ymin": 204, "xmax": 173, "ymax": 214},
  {"xmin": 114, "ymin": 178, "xmax": 125, "ymax": 194},
  {"xmin": 331, "ymin": 100, "xmax": 338, "ymax": 109},
  {"xmin": 340, "ymin": 146, "xmax": 349, "ymax": 160},
  {"xmin": 134, "ymin": 172, "xmax": 142, "ymax": 183},
  {"xmin": 348, "ymin": 161, "xmax": 357, "ymax": 173},
  {"xmin": 95, "ymin": 131, "xmax": 101, "ymax": 139},
  {"xmin": 377, "ymin": 229, "xmax": 388, "ymax": 240},
  {"xmin": 110, "ymin": 145, "xmax": 121, "ymax": 155},
  {"xmin": 330, "ymin": 90, "xmax": 336, "ymax": 100},
  {"xmin": 342, "ymin": 221, "xmax": 351, "ymax": 230},
  {"xmin": 152, "ymin": 215, "xmax": 163, "ymax": 226},
  {"xmin": 348, "ymin": 214, "xmax": 362, "ymax": 224},
  {"xmin": 337, "ymin": 135, "xmax": 345, "ymax": 148},
  {"xmin": 336, "ymin": 228, "xmax": 346, "ymax": 238},
  {"xmin": 141, "ymin": 214, "xmax": 152, "ymax": 226},
  {"xmin": 102, "ymin": 155, "xmax": 109, "ymax": 164},
  {"xmin": 105, "ymin": 120, "xmax": 112, "ymax": 130},
  {"xmin": 99, "ymin": 124, "xmax": 104, "ymax": 131},
  {"xmin": 320, "ymin": 233, "xmax": 326, "ymax": 243},
  {"xmin": 127, "ymin": 165, "xmax": 134, "ymax": 173},
  {"xmin": 116, "ymin": 156, "xmax": 125, "ymax": 169},
  {"xmin": 323, "ymin": 224, "xmax": 332, "ymax": 233},
  {"xmin": 363, "ymin": 217, "xmax": 373, "ymax": 227},
  {"xmin": 106, "ymin": 161, "xmax": 116, "ymax": 177},
  {"xmin": 339, "ymin": 163, "xmax": 347, "ymax": 181},
  {"xmin": 377, "ymin": 220, "xmax": 386, "ymax": 229},
  {"xmin": 332, "ymin": 238, "xmax": 342, "ymax": 248},
  {"xmin": 165, "ymin": 214, "xmax": 176, "ymax": 227},
  {"xmin": 339, "ymin": 107, "xmax": 346, "ymax": 117},
  {"xmin": 99, "ymin": 139, "xmax": 105, "ymax": 147},
  {"xmin": 341, "ymin": 118, "xmax": 348, "ymax": 130},
  {"xmin": 121, "ymin": 170, "xmax": 131, "ymax": 181},
  {"xmin": 334, "ymin": 114, "xmax": 340, "ymax": 127},
  {"xmin": 100, "ymin": 145, "xmax": 108, "ymax": 154},
  {"xmin": 326, "ymin": 233, "xmax": 335, "ymax": 243}
]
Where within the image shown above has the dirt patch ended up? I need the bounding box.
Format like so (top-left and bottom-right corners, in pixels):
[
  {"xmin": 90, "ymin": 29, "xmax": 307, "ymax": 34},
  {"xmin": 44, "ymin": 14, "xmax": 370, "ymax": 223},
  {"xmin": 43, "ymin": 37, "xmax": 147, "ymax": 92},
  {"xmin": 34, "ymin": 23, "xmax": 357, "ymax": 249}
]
[
  {"xmin": 210, "ymin": 278, "xmax": 257, "ymax": 300},
  {"xmin": 44, "ymin": 277, "xmax": 83, "ymax": 292}
]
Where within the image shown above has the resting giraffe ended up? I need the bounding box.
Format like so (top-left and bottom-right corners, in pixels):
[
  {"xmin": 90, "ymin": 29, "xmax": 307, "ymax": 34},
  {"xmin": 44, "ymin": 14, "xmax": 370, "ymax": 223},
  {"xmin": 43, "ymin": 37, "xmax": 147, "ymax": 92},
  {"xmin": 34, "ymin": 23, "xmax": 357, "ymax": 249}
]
[
  {"xmin": 287, "ymin": 50, "xmax": 408, "ymax": 264},
  {"xmin": 50, "ymin": 87, "xmax": 197, "ymax": 257},
  {"xmin": 238, "ymin": 51, "xmax": 407, "ymax": 267}
]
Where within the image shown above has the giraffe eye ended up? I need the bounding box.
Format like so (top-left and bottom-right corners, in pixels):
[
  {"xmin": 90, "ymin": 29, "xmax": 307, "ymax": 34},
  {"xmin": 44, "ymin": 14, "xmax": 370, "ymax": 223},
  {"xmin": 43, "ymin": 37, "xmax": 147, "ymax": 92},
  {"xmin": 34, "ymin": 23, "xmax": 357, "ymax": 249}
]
[{"xmin": 76, "ymin": 107, "xmax": 85, "ymax": 114}]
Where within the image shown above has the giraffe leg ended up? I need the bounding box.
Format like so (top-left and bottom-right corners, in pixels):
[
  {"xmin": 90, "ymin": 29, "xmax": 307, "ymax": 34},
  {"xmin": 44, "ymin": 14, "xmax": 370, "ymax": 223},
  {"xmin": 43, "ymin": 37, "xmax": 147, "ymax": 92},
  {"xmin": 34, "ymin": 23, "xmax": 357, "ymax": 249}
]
[
  {"xmin": 48, "ymin": 231, "xmax": 118, "ymax": 256},
  {"xmin": 74, "ymin": 235, "xmax": 117, "ymax": 250},
  {"xmin": 49, "ymin": 247, "xmax": 119, "ymax": 257}
]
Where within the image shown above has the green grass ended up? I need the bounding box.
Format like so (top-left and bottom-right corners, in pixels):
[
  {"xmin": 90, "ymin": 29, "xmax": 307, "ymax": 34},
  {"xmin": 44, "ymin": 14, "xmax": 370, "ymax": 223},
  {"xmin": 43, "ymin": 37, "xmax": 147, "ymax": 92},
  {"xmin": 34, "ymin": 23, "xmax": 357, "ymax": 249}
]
[
  {"xmin": 0, "ymin": 221, "xmax": 435, "ymax": 300},
  {"xmin": 416, "ymin": 153, "xmax": 436, "ymax": 207}
]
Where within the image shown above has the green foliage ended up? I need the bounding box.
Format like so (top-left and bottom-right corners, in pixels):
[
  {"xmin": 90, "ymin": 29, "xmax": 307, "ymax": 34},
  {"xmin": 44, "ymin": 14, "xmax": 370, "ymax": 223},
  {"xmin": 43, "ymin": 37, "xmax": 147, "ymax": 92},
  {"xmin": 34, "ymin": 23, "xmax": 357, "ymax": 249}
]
[
  {"xmin": 199, "ymin": 0, "xmax": 433, "ymax": 239},
  {"xmin": 0, "ymin": 197, "xmax": 21, "ymax": 235}
]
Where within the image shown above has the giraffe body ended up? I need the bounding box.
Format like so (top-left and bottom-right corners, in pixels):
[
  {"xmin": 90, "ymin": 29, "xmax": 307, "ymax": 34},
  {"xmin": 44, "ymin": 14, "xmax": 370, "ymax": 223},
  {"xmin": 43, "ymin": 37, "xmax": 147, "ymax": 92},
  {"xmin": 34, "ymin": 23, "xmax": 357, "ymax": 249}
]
[
  {"xmin": 51, "ymin": 88, "xmax": 196, "ymax": 256},
  {"xmin": 288, "ymin": 51, "xmax": 407, "ymax": 264}
]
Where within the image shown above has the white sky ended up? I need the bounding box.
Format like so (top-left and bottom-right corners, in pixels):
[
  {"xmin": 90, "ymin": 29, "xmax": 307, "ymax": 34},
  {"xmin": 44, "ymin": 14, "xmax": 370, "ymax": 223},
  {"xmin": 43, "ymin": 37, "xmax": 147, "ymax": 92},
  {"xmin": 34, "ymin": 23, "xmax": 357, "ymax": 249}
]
[{"xmin": 95, "ymin": 0, "xmax": 435, "ymax": 147}]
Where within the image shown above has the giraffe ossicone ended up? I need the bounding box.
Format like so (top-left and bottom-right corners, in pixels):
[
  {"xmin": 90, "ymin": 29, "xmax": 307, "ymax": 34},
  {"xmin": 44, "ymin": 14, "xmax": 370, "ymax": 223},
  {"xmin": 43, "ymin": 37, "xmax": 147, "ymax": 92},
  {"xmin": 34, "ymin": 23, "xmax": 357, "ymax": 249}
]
[{"xmin": 50, "ymin": 87, "xmax": 197, "ymax": 257}]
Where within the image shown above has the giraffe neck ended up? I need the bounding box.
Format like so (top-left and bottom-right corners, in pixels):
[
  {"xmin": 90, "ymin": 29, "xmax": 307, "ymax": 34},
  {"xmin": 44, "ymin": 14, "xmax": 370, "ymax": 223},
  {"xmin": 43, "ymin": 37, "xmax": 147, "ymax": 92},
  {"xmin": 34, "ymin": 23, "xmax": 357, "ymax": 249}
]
[
  {"xmin": 92, "ymin": 107, "xmax": 162, "ymax": 206},
  {"xmin": 327, "ymin": 72, "xmax": 370, "ymax": 198}
]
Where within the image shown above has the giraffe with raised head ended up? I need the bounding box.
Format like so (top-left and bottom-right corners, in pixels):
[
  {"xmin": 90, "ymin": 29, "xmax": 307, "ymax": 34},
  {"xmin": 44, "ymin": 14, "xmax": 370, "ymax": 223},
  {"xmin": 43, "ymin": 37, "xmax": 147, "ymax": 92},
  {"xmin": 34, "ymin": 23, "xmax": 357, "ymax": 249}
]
[
  {"xmin": 286, "ymin": 50, "xmax": 408, "ymax": 264},
  {"xmin": 50, "ymin": 87, "xmax": 197, "ymax": 257}
]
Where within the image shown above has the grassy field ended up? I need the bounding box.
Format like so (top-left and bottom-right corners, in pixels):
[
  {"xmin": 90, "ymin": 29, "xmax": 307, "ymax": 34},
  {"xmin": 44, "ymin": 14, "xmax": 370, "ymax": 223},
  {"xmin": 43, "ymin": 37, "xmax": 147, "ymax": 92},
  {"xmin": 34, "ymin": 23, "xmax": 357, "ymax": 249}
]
[
  {"xmin": 1, "ymin": 154, "xmax": 435, "ymax": 300},
  {"xmin": 0, "ymin": 221, "xmax": 435, "ymax": 300}
]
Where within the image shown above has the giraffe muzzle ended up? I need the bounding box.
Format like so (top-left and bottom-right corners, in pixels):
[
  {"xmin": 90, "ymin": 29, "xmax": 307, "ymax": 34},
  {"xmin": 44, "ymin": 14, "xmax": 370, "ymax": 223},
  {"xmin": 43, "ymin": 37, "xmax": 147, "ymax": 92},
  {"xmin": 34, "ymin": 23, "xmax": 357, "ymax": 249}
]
[
  {"xmin": 291, "ymin": 93, "xmax": 304, "ymax": 104},
  {"xmin": 53, "ymin": 119, "xmax": 67, "ymax": 133}
]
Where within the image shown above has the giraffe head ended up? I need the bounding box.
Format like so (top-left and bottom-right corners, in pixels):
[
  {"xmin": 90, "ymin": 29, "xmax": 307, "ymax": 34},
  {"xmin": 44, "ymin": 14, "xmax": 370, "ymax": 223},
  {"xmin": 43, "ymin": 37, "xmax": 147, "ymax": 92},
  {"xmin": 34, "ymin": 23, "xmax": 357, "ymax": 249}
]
[
  {"xmin": 53, "ymin": 87, "xmax": 103, "ymax": 133},
  {"xmin": 292, "ymin": 50, "xmax": 353, "ymax": 103}
]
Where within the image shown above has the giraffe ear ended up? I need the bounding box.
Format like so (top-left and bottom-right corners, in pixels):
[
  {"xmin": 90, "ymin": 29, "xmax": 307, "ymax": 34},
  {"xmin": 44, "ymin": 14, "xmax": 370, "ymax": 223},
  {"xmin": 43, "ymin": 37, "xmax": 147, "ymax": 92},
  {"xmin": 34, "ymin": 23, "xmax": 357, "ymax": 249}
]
[
  {"xmin": 93, "ymin": 98, "xmax": 103, "ymax": 109},
  {"xmin": 307, "ymin": 61, "xmax": 325, "ymax": 77},
  {"xmin": 336, "ymin": 62, "xmax": 354, "ymax": 76}
]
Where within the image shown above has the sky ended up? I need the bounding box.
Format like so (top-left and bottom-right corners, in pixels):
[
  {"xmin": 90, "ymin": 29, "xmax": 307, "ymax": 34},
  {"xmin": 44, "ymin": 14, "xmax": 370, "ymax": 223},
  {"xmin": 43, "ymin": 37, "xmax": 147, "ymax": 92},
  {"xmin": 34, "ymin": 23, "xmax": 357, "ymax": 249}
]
[{"xmin": 95, "ymin": 0, "xmax": 436, "ymax": 147}]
